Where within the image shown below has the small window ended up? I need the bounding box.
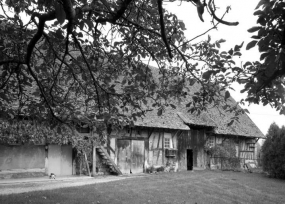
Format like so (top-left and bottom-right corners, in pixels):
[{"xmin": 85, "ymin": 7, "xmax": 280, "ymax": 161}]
[
  {"xmin": 208, "ymin": 136, "xmax": 215, "ymax": 147},
  {"xmin": 165, "ymin": 138, "xmax": 170, "ymax": 148}
]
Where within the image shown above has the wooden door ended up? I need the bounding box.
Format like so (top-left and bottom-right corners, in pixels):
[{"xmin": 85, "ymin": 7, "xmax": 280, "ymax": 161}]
[
  {"xmin": 117, "ymin": 140, "xmax": 131, "ymax": 174},
  {"xmin": 60, "ymin": 145, "xmax": 73, "ymax": 175},
  {"xmin": 131, "ymin": 140, "xmax": 145, "ymax": 174},
  {"xmin": 48, "ymin": 145, "xmax": 61, "ymax": 175},
  {"xmin": 187, "ymin": 149, "xmax": 193, "ymax": 170}
]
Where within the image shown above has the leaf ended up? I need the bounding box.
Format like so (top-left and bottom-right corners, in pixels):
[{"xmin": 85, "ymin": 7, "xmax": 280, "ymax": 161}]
[
  {"xmin": 248, "ymin": 26, "xmax": 261, "ymax": 33},
  {"xmin": 228, "ymin": 49, "xmax": 233, "ymax": 55},
  {"xmin": 253, "ymin": 10, "xmax": 264, "ymax": 16},
  {"xmin": 227, "ymin": 120, "xmax": 234, "ymax": 126},
  {"xmin": 178, "ymin": 21, "xmax": 186, "ymax": 30},
  {"xmin": 55, "ymin": 3, "xmax": 66, "ymax": 24},
  {"xmin": 85, "ymin": 20, "xmax": 93, "ymax": 31},
  {"xmin": 208, "ymin": 35, "xmax": 211, "ymax": 43},
  {"xmin": 170, "ymin": 104, "xmax": 176, "ymax": 109},
  {"xmin": 224, "ymin": 91, "xmax": 230, "ymax": 100},
  {"xmin": 251, "ymin": 35, "xmax": 261, "ymax": 40},
  {"xmin": 216, "ymin": 42, "xmax": 220, "ymax": 48},
  {"xmin": 255, "ymin": 0, "xmax": 269, "ymax": 10},
  {"xmin": 218, "ymin": 39, "xmax": 226, "ymax": 43},
  {"xmin": 257, "ymin": 17, "xmax": 266, "ymax": 26},
  {"xmin": 55, "ymin": 29, "xmax": 64, "ymax": 39},
  {"xmin": 246, "ymin": 40, "xmax": 258, "ymax": 50},
  {"xmin": 243, "ymin": 61, "xmax": 252, "ymax": 67},
  {"xmin": 189, "ymin": 78, "xmax": 196, "ymax": 86},
  {"xmin": 202, "ymin": 71, "xmax": 213, "ymax": 80},
  {"xmin": 77, "ymin": 32, "xmax": 83, "ymax": 38},
  {"xmin": 157, "ymin": 108, "xmax": 162, "ymax": 116},
  {"xmin": 243, "ymin": 109, "xmax": 250, "ymax": 114},
  {"xmin": 233, "ymin": 52, "xmax": 241, "ymax": 57},
  {"xmin": 260, "ymin": 52, "xmax": 270, "ymax": 61},
  {"xmin": 234, "ymin": 45, "xmax": 240, "ymax": 52},
  {"xmin": 238, "ymin": 41, "xmax": 244, "ymax": 49},
  {"xmin": 186, "ymin": 102, "xmax": 191, "ymax": 107}
]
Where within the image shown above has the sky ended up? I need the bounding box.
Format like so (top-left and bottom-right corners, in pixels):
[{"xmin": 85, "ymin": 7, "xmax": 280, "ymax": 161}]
[{"xmin": 165, "ymin": 0, "xmax": 285, "ymax": 137}]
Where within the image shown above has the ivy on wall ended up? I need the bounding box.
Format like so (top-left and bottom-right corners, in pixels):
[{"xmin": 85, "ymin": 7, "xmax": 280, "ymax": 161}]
[
  {"xmin": 0, "ymin": 119, "xmax": 107, "ymax": 154},
  {"xmin": 205, "ymin": 139, "xmax": 240, "ymax": 170}
]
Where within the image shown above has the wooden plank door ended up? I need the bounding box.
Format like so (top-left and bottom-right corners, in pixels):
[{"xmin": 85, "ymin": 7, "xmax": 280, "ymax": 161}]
[
  {"xmin": 117, "ymin": 140, "xmax": 131, "ymax": 174},
  {"xmin": 131, "ymin": 140, "xmax": 145, "ymax": 174}
]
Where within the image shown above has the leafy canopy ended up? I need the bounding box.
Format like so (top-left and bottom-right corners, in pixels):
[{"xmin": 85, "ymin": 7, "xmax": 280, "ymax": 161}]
[
  {"xmin": 0, "ymin": 0, "xmax": 246, "ymax": 128},
  {"xmin": 242, "ymin": 0, "xmax": 285, "ymax": 114}
]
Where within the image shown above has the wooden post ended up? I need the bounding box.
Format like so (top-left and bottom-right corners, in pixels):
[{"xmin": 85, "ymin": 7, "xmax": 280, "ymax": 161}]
[
  {"xmin": 44, "ymin": 145, "xmax": 49, "ymax": 175},
  {"xmin": 84, "ymin": 153, "xmax": 91, "ymax": 177},
  {"xmin": 92, "ymin": 144, "xmax": 96, "ymax": 177},
  {"xmin": 162, "ymin": 130, "xmax": 164, "ymax": 165}
]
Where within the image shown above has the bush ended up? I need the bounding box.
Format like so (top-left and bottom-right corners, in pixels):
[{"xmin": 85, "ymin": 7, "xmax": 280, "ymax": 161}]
[{"xmin": 262, "ymin": 123, "xmax": 285, "ymax": 179}]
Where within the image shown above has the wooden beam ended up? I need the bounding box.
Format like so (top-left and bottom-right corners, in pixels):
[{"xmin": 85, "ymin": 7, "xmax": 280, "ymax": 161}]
[
  {"xmin": 156, "ymin": 131, "xmax": 161, "ymax": 164},
  {"xmin": 151, "ymin": 132, "xmax": 156, "ymax": 150},
  {"xmin": 116, "ymin": 137, "xmax": 146, "ymax": 140},
  {"xmin": 92, "ymin": 144, "xmax": 96, "ymax": 177},
  {"xmin": 107, "ymin": 143, "xmax": 115, "ymax": 154},
  {"xmin": 157, "ymin": 131, "xmax": 161, "ymax": 149},
  {"xmin": 148, "ymin": 128, "xmax": 154, "ymax": 139}
]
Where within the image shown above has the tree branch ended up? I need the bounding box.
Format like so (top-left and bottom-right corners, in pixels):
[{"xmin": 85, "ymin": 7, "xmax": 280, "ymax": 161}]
[
  {"xmin": 26, "ymin": 11, "xmax": 56, "ymax": 65},
  {"xmin": 111, "ymin": 0, "xmax": 133, "ymax": 23},
  {"xmin": 157, "ymin": 0, "xmax": 173, "ymax": 59},
  {"xmin": 25, "ymin": 11, "xmax": 62, "ymax": 122},
  {"xmin": 208, "ymin": 0, "xmax": 239, "ymax": 26}
]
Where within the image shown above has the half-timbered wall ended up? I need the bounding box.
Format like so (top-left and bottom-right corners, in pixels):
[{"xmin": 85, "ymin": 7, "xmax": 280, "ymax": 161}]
[
  {"xmin": 212, "ymin": 136, "xmax": 256, "ymax": 159},
  {"xmin": 110, "ymin": 127, "xmax": 201, "ymax": 172}
]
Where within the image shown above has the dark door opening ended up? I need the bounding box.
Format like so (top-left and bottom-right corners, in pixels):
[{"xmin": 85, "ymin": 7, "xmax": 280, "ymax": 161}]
[{"xmin": 187, "ymin": 149, "xmax": 193, "ymax": 171}]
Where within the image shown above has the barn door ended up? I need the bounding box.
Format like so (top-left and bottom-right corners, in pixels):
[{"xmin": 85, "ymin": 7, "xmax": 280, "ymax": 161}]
[
  {"xmin": 48, "ymin": 145, "xmax": 73, "ymax": 176},
  {"xmin": 131, "ymin": 140, "xmax": 145, "ymax": 174},
  {"xmin": 117, "ymin": 140, "xmax": 131, "ymax": 174},
  {"xmin": 48, "ymin": 145, "xmax": 61, "ymax": 175}
]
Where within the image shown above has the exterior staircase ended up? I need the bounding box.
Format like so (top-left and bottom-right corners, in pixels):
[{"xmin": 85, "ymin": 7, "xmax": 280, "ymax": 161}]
[{"xmin": 96, "ymin": 146, "xmax": 122, "ymax": 175}]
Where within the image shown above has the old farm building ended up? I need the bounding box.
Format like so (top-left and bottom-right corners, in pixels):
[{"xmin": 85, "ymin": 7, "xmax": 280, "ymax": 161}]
[
  {"xmin": 0, "ymin": 66, "xmax": 264, "ymax": 178},
  {"xmin": 106, "ymin": 94, "xmax": 264, "ymax": 174},
  {"xmin": 103, "ymin": 68, "xmax": 264, "ymax": 174}
]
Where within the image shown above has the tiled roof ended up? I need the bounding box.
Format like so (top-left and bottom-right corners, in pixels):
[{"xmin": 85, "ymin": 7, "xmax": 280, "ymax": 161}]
[
  {"xmin": 134, "ymin": 109, "xmax": 190, "ymax": 130},
  {"xmin": 134, "ymin": 66, "xmax": 264, "ymax": 138}
]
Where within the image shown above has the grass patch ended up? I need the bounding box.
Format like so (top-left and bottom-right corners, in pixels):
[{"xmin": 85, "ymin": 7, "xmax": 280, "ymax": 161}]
[{"xmin": 1, "ymin": 170, "xmax": 285, "ymax": 204}]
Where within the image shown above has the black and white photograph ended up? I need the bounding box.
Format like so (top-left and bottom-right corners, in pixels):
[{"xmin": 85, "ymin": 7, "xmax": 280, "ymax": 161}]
[{"xmin": 0, "ymin": 0, "xmax": 285, "ymax": 203}]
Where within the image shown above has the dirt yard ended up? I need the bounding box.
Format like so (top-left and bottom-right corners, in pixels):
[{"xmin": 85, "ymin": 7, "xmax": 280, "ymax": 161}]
[{"xmin": 0, "ymin": 170, "xmax": 284, "ymax": 204}]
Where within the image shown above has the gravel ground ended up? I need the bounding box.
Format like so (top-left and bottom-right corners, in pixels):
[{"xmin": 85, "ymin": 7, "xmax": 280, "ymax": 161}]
[{"xmin": 0, "ymin": 175, "xmax": 139, "ymax": 195}]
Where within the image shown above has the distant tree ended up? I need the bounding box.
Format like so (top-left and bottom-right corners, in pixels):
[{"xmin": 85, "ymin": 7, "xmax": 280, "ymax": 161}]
[
  {"xmin": 241, "ymin": 0, "xmax": 285, "ymax": 114},
  {"xmin": 262, "ymin": 122, "xmax": 285, "ymax": 179}
]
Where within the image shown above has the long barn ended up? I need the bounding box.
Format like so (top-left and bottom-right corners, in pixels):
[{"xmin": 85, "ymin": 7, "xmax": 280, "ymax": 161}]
[{"xmin": 104, "ymin": 89, "xmax": 264, "ymax": 174}]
